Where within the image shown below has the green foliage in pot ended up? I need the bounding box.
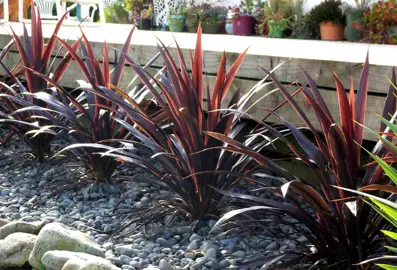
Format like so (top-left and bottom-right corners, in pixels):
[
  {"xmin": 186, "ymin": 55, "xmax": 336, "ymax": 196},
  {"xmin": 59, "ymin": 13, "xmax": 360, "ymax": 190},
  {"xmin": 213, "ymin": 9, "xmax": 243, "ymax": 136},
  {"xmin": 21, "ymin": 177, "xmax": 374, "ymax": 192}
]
[
  {"xmin": 267, "ymin": 12, "xmax": 291, "ymax": 37},
  {"xmin": 168, "ymin": 3, "xmax": 187, "ymax": 32},
  {"xmin": 291, "ymin": 14, "xmax": 311, "ymax": 38},
  {"xmin": 264, "ymin": 0, "xmax": 304, "ymax": 19},
  {"xmin": 197, "ymin": 3, "xmax": 227, "ymax": 25},
  {"xmin": 355, "ymin": 1, "xmax": 397, "ymax": 44},
  {"xmin": 185, "ymin": 4, "xmax": 201, "ymax": 32},
  {"xmin": 307, "ymin": 0, "xmax": 346, "ymax": 26}
]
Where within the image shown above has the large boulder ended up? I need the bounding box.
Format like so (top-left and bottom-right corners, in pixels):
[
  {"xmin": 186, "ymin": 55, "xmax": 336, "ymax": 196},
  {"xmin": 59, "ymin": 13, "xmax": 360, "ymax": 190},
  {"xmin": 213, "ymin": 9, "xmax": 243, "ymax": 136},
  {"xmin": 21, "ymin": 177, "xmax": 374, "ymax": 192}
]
[
  {"xmin": 29, "ymin": 223, "xmax": 105, "ymax": 269},
  {"xmin": 0, "ymin": 220, "xmax": 45, "ymax": 239},
  {"xmin": 42, "ymin": 251, "xmax": 120, "ymax": 270},
  {"xmin": 0, "ymin": 232, "xmax": 37, "ymax": 268}
]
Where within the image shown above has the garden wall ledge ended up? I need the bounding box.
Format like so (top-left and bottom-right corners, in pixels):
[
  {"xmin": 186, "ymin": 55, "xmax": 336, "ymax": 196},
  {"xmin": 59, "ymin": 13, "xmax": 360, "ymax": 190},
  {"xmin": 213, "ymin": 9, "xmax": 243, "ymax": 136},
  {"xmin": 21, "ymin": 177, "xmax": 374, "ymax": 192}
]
[{"xmin": 0, "ymin": 21, "xmax": 395, "ymax": 140}]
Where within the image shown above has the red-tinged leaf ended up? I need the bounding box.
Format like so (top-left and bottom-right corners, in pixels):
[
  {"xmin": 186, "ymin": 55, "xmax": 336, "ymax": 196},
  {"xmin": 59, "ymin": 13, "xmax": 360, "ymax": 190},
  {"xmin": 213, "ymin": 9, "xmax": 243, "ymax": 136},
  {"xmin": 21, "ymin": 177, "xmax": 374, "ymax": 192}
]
[
  {"xmin": 359, "ymin": 184, "xmax": 397, "ymax": 194},
  {"xmin": 223, "ymin": 48, "xmax": 248, "ymax": 101},
  {"xmin": 55, "ymin": 35, "xmax": 94, "ymax": 86},
  {"xmin": 11, "ymin": 28, "xmax": 34, "ymax": 91},
  {"xmin": 22, "ymin": 23, "xmax": 33, "ymax": 64},
  {"xmin": 205, "ymin": 131, "xmax": 293, "ymax": 178},
  {"xmin": 32, "ymin": 6, "xmax": 44, "ymax": 74},
  {"xmin": 52, "ymin": 39, "xmax": 80, "ymax": 82},
  {"xmin": 41, "ymin": 11, "xmax": 69, "ymax": 69},
  {"xmin": 103, "ymin": 41, "xmax": 110, "ymax": 86},
  {"xmin": 349, "ymin": 76, "xmax": 355, "ymax": 121},
  {"xmin": 261, "ymin": 87, "xmax": 302, "ymax": 122},
  {"xmin": 0, "ymin": 39, "xmax": 14, "ymax": 61},
  {"xmin": 354, "ymin": 52, "xmax": 369, "ymax": 153},
  {"xmin": 27, "ymin": 69, "xmax": 96, "ymax": 135},
  {"xmin": 174, "ymin": 40, "xmax": 198, "ymax": 119},
  {"xmin": 123, "ymin": 56, "xmax": 166, "ymax": 108},
  {"xmin": 209, "ymin": 52, "xmax": 227, "ymax": 130},
  {"xmin": 334, "ymin": 71, "xmax": 354, "ymax": 145},
  {"xmin": 327, "ymin": 124, "xmax": 353, "ymax": 190},
  {"xmin": 301, "ymin": 66, "xmax": 333, "ymax": 120},
  {"xmin": 262, "ymin": 67, "xmax": 330, "ymax": 161},
  {"xmin": 111, "ymin": 27, "xmax": 135, "ymax": 86},
  {"xmin": 381, "ymin": 67, "xmax": 397, "ymax": 132},
  {"xmin": 192, "ymin": 24, "xmax": 203, "ymax": 130},
  {"xmin": 289, "ymin": 181, "xmax": 333, "ymax": 214},
  {"xmin": 300, "ymin": 89, "xmax": 333, "ymax": 137}
]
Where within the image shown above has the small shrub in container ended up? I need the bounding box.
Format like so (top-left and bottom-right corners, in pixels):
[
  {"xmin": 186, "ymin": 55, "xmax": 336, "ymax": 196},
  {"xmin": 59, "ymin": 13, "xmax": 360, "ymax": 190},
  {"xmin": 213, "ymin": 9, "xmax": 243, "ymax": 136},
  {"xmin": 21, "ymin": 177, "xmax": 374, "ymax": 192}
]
[
  {"xmin": 185, "ymin": 4, "xmax": 199, "ymax": 33},
  {"xmin": 307, "ymin": 0, "xmax": 346, "ymax": 41},
  {"xmin": 339, "ymin": 0, "xmax": 371, "ymax": 41},
  {"xmin": 267, "ymin": 11, "xmax": 290, "ymax": 38},
  {"xmin": 168, "ymin": 3, "xmax": 186, "ymax": 32},
  {"xmin": 354, "ymin": 1, "xmax": 397, "ymax": 44},
  {"xmin": 197, "ymin": 4, "xmax": 227, "ymax": 34}
]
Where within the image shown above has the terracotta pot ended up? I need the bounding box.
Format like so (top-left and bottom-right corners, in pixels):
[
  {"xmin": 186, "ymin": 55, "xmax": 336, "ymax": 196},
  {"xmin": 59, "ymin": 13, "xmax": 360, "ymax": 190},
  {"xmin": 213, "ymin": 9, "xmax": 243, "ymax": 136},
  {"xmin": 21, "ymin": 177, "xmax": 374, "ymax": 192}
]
[{"xmin": 319, "ymin": 21, "xmax": 345, "ymax": 41}]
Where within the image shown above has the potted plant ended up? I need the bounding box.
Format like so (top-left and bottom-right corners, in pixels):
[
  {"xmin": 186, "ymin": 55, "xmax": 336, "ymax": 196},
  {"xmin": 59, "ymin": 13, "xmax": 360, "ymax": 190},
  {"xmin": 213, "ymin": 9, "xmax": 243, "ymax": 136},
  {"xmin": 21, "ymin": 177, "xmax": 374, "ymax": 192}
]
[
  {"xmin": 354, "ymin": 1, "xmax": 397, "ymax": 44},
  {"xmin": 196, "ymin": 4, "xmax": 226, "ymax": 34},
  {"xmin": 339, "ymin": 0, "xmax": 370, "ymax": 41},
  {"xmin": 308, "ymin": 0, "xmax": 346, "ymax": 41},
  {"xmin": 267, "ymin": 11, "xmax": 290, "ymax": 38},
  {"xmin": 231, "ymin": 5, "xmax": 254, "ymax": 36},
  {"xmin": 168, "ymin": 3, "xmax": 186, "ymax": 32},
  {"xmin": 139, "ymin": 4, "xmax": 153, "ymax": 30},
  {"xmin": 185, "ymin": 4, "xmax": 199, "ymax": 33},
  {"xmin": 291, "ymin": 14, "xmax": 310, "ymax": 39}
]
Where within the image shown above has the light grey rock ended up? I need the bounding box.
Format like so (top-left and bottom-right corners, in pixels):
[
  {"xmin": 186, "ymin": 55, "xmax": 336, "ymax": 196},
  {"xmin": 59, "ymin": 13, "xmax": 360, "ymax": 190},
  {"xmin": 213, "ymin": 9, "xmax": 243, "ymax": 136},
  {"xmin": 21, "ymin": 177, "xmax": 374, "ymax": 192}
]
[
  {"xmin": 184, "ymin": 252, "xmax": 196, "ymax": 260},
  {"xmin": 156, "ymin": 238, "xmax": 170, "ymax": 247},
  {"xmin": 114, "ymin": 245, "xmax": 134, "ymax": 256},
  {"xmin": 175, "ymin": 226, "xmax": 191, "ymax": 234},
  {"xmin": 187, "ymin": 240, "xmax": 199, "ymax": 250},
  {"xmin": 103, "ymin": 242, "xmax": 114, "ymax": 250},
  {"xmin": 29, "ymin": 223, "xmax": 105, "ymax": 269},
  {"xmin": 219, "ymin": 259, "xmax": 230, "ymax": 268},
  {"xmin": 119, "ymin": 255, "xmax": 132, "ymax": 264},
  {"xmin": 191, "ymin": 258, "xmax": 207, "ymax": 269},
  {"xmin": 200, "ymin": 240, "xmax": 217, "ymax": 251},
  {"xmin": 63, "ymin": 256, "xmax": 120, "ymax": 270},
  {"xmin": 189, "ymin": 234, "xmax": 202, "ymax": 242},
  {"xmin": 205, "ymin": 248, "xmax": 217, "ymax": 258},
  {"xmin": 159, "ymin": 259, "xmax": 175, "ymax": 270},
  {"xmin": 231, "ymin": 251, "xmax": 245, "ymax": 258},
  {"xmin": 42, "ymin": 251, "xmax": 120, "ymax": 270},
  {"xmin": 0, "ymin": 220, "xmax": 45, "ymax": 239},
  {"xmin": 0, "ymin": 232, "xmax": 37, "ymax": 268}
]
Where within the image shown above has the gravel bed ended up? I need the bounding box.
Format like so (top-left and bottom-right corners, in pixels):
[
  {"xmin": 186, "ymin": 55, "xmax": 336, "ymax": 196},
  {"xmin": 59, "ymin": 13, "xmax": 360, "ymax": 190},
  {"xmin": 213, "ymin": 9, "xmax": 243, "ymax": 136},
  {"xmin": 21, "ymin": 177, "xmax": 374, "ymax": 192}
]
[{"xmin": 0, "ymin": 128, "xmax": 306, "ymax": 270}]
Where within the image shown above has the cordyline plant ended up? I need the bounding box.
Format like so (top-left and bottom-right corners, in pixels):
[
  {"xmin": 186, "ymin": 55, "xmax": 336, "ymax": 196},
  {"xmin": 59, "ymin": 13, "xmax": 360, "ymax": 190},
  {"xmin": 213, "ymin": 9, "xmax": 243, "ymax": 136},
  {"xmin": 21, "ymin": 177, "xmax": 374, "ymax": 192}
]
[
  {"xmin": 208, "ymin": 55, "xmax": 397, "ymax": 268},
  {"xmin": 14, "ymin": 27, "xmax": 157, "ymax": 183},
  {"xmin": 0, "ymin": 6, "xmax": 78, "ymax": 160},
  {"xmin": 93, "ymin": 25, "xmax": 278, "ymax": 224},
  {"xmin": 334, "ymin": 113, "xmax": 397, "ymax": 270}
]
